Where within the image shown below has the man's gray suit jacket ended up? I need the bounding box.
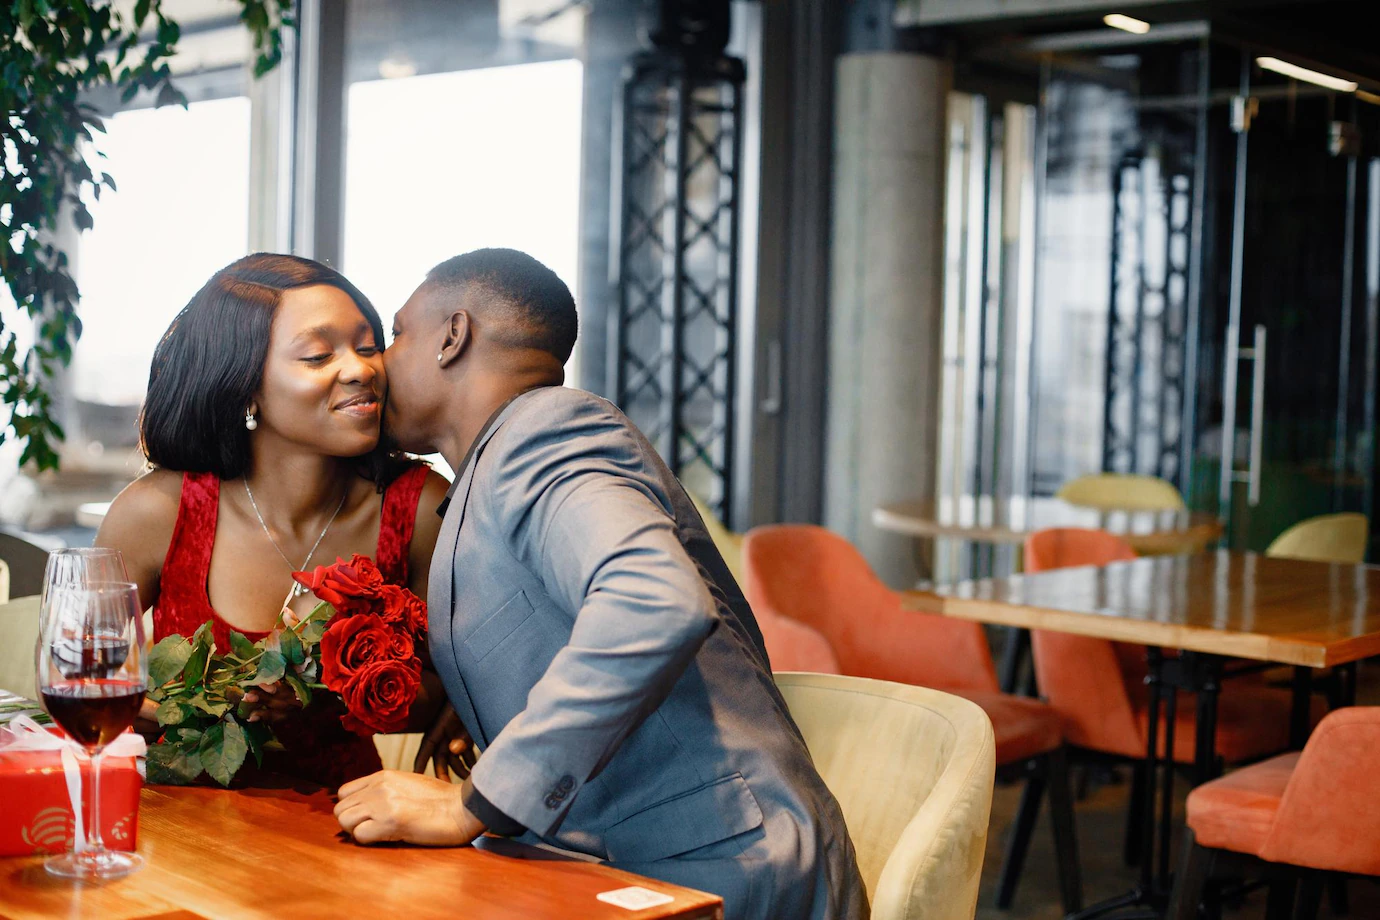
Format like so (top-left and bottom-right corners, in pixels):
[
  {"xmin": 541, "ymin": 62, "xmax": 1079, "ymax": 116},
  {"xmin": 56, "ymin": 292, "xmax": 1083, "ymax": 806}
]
[{"xmin": 427, "ymin": 386, "xmax": 867, "ymax": 919}]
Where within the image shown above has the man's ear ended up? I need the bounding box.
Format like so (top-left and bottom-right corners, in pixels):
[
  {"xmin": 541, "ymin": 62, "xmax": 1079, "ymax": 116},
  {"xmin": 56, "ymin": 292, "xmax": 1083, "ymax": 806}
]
[{"xmin": 438, "ymin": 311, "xmax": 471, "ymax": 368}]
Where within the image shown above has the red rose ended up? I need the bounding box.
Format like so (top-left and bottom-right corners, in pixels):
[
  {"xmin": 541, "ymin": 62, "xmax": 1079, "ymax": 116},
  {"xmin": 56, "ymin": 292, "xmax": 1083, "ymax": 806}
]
[
  {"xmin": 319, "ymin": 613, "xmax": 394, "ymax": 693},
  {"xmin": 385, "ymin": 625, "xmax": 416, "ymax": 662},
  {"xmin": 339, "ymin": 658, "xmax": 422, "ymax": 736},
  {"xmin": 293, "ymin": 555, "xmax": 385, "ymax": 617},
  {"xmin": 378, "ymin": 584, "xmax": 427, "ymax": 636}
]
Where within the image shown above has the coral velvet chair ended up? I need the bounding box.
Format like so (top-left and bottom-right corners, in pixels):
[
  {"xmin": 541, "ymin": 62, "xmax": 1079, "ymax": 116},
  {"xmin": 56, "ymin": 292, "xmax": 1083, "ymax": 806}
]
[
  {"xmin": 1169, "ymin": 707, "xmax": 1380, "ymax": 920},
  {"xmin": 744, "ymin": 525, "xmax": 1081, "ymax": 913}
]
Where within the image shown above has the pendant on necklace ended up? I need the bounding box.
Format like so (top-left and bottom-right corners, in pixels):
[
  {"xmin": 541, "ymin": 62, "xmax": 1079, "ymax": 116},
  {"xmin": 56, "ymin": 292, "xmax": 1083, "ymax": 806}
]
[{"xmin": 291, "ymin": 582, "xmax": 308, "ymax": 599}]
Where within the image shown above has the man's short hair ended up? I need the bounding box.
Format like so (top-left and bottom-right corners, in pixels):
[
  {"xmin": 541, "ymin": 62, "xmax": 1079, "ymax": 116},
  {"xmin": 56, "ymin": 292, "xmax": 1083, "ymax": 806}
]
[{"xmin": 425, "ymin": 248, "xmax": 578, "ymax": 364}]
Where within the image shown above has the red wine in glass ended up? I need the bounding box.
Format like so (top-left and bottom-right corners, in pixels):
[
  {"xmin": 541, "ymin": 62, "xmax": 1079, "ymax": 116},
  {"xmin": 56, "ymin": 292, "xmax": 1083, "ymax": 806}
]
[
  {"xmin": 37, "ymin": 580, "xmax": 147, "ymax": 880},
  {"xmin": 41, "ymin": 680, "xmax": 145, "ymax": 749}
]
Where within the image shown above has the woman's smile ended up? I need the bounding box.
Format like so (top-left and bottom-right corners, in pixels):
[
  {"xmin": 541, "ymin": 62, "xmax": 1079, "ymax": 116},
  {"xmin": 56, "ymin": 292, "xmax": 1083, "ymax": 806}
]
[{"xmin": 334, "ymin": 391, "xmax": 381, "ymax": 419}]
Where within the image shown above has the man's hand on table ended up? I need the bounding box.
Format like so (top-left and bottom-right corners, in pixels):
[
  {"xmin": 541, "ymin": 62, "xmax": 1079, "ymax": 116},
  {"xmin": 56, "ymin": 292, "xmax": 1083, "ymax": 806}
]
[{"xmin": 334, "ymin": 770, "xmax": 487, "ymax": 846}]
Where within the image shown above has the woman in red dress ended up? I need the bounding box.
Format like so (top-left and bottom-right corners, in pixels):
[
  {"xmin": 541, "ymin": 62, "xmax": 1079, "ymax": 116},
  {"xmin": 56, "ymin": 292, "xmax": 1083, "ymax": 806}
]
[{"xmin": 97, "ymin": 253, "xmax": 457, "ymax": 788}]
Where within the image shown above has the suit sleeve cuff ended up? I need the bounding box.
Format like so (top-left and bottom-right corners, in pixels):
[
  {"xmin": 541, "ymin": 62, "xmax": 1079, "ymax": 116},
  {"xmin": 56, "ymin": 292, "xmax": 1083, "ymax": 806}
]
[{"xmin": 462, "ymin": 776, "xmax": 527, "ymax": 837}]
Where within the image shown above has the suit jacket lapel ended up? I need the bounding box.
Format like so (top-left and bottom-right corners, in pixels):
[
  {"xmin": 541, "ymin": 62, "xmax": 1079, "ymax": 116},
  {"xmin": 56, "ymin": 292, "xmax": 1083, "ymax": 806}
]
[{"xmin": 428, "ymin": 390, "xmax": 544, "ymax": 747}]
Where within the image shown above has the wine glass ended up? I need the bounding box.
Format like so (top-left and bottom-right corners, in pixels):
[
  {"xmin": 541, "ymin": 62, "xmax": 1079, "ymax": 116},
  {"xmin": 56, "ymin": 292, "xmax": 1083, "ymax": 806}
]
[
  {"xmin": 40, "ymin": 548, "xmax": 130, "ymax": 615},
  {"xmin": 37, "ymin": 548, "xmax": 131, "ymax": 691},
  {"xmin": 36, "ymin": 581, "xmax": 147, "ymax": 880}
]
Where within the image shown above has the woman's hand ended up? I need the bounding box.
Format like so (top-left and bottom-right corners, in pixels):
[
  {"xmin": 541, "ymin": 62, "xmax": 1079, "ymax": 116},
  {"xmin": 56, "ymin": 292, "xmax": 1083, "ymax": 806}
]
[
  {"xmin": 134, "ymin": 698, "xmax": 161, "ymax": 737},
  {"xmin": 413, "ymin": 702, "xmax": 476, "ymax": 781},
  {"xmin": 234, "ymin": 681, "xmax": 304, "ymax": 725}
]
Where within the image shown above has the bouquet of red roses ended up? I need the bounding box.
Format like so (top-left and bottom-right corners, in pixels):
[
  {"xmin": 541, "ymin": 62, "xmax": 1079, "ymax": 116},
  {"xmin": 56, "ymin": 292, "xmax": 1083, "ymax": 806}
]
[
  {"xmin": 293, "ymin": 554, "xmax": 427, "ymax": 736},
  {"xmin": 144, "ymin": 555, "xmax": 427, "ymax": 787}
]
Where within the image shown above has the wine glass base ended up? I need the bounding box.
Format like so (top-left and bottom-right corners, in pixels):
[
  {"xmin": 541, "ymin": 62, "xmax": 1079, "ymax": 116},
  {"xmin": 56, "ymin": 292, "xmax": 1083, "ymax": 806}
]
[{"xmin": 44, "ymin": 848, "xmax": 143, "ymax": 880}]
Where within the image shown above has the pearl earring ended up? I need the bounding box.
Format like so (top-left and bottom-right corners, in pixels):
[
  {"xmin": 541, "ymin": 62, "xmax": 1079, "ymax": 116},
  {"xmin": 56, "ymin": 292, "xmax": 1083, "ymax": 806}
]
[
  {"xmin": 437, "ymin": 353, "xmax": 444, "ymax": 362},
  {"xmin": 244, "ymin": 410, "xmax": 258, "ymax": 431}
]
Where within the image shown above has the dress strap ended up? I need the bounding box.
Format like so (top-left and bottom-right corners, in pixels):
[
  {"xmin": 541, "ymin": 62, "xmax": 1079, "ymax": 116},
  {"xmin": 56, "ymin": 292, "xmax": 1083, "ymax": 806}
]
[
  {"xmin": 152, "ymin": 472, "xmax": 221, "ymax": 642},
  {"xmin": 375, "ymin": 464, "xmax": 428, "ymax": 585}
]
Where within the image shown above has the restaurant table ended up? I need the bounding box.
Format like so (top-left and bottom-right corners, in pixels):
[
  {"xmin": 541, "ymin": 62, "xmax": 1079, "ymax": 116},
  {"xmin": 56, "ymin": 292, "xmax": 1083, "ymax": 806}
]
[
  {"xmin": 0, "ymin": 783, "xmax": 723, "ymax": 920},
  {"xmin": 878, "ymin": 496, "xmax": 1225, "ymax": 693},
  {"xmin": 873, "ymin": 495, "xmax": 1224, "ymax": 557},
  {"xmin": 906, "ymin": 551, "xmax": 1380, "ymax": 920}
]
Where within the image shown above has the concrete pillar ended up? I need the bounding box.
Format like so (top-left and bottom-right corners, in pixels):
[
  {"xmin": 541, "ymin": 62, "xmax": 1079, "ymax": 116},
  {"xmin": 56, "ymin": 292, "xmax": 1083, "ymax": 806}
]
[{"xmin": 825, "ymin": 52, "xmax": 949, "ymax": 586}]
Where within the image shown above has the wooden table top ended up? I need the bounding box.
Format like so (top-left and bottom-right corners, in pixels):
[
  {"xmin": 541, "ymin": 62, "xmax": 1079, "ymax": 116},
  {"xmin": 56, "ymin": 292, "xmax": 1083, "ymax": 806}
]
[
  {"xmin": 905, "ymin": 551, "xmax": 1380, "ymax": 668},
  {"xmin": 0, "ymin": 784, "xmax": 722, "ymax": 920},
  {"xmin": 873, "ymin": 496, "xmax": 1223, "ymax": 555}
]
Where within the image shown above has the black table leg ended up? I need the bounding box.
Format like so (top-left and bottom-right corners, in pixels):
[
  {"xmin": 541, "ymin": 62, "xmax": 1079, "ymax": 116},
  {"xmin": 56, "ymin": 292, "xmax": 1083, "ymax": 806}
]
[
  {"xmin": 999, "ymin": 626, "xmax": 1030, "ymax": 694},
  {"xmin": 1158, "ymin": 679, "xmax": 1177, "ymax": 892},
  {"xmin": 1290, "ymin": 667, "xmax": 1313, "ymax": 749},
  {"xmin": 1192, "ymin": 657, "xmax": 1222, "ymax": 784}
]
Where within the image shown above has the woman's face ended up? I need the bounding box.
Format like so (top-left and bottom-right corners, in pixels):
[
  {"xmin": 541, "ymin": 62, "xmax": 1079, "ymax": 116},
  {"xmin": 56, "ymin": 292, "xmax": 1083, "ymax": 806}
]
[{"xmin": 253, "ymin": 284, "xmax": 385, "ymax": 459}]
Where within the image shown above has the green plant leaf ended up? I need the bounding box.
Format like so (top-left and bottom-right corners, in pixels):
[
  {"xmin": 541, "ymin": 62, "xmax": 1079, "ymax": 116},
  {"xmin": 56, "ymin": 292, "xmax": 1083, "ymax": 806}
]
[
  {"xmin": 148, "ymin": 635, "xmax": 192, "ymax": 688},
  {"xmin": 183, "ymin": 621, "xmax": 214, "ymax": 687},
  {"xmin": 146, "ymin": 740, "xmax": 204, "ymax": 785},
  {"xmin": 190, "ymin": 693, "xmax": 230, "ymax": 718},
  {"xmin": 229, "ymin": 630, "xmax": 257, "ymax": 661},
  {"xmin": 242, "ymin": 720, "xmax": 274, "ymax": 768},
  {"xmin": 155, "ymin": 698, "xmax": 193, "ymax": 727},
  {"xmin": 254, "ymin": 649, "xmax": 286, "ymax": 686},
  {"xmin": 279, "ymin": 628, "xmax": 304, "ymax": 666},
  {"xmin": 199, "ymin": 717, "xmax": 248, "ymax": 788},
  {"xmin": 284, "ymin": 673, "xmax": 312, "ymax": 707}
]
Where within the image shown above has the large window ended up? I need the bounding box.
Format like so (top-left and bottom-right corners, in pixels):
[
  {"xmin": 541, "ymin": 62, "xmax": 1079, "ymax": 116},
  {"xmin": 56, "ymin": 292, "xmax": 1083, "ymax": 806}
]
[
  {"xmin": 343, "ymin": 60, "xmax": 584, "ymax": 359},
  {"xmin": 75, "ymin": 97, "xmax": 252, "ymax": 406}
]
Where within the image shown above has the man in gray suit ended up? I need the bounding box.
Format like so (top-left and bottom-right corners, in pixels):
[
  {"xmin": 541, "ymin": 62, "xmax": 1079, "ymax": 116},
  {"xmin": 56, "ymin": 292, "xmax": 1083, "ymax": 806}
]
[{"xmin": 334, "ymin": 249, "xmax": 866, "ymax": 919}]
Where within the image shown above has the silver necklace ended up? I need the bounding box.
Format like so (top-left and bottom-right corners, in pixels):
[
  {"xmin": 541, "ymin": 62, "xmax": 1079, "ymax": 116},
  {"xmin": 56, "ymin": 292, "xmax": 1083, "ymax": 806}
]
[{"xmin": 243, "ymin": 479, "xmax": 349, "ymax": 598}]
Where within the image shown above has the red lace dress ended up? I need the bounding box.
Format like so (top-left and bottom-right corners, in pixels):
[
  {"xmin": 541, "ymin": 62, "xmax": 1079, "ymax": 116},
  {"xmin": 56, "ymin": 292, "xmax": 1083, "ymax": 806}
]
[{"xmin": 152, "ymin": 464, "xmax": 429, "ymax": 788}]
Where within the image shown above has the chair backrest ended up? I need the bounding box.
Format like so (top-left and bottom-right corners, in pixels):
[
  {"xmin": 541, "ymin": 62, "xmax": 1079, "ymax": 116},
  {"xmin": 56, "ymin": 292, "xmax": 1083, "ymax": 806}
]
[
  {"xmin": 0, "ymin": 532, "xmax": 48, "ymax": 599},
  {"xmin": 0, "ymin": 595, "xmax": 40, "ymax": 698},
  {"xmin": 1056, "ymin": 473, "xmax": 1185, "ymax": 512},
  {"xmin": 1265, "ymin": 513, "xmax": 1369, "ymax": 564},
  {"xmin": 1260, "ymin": 707, "xmax": 1380, "ymax": 876},
  {"xmin": 0, "ymin": 559, "xmax": 8, "ymax": 605},
  {"xmin": 688, "ymin": 491, "xmax": 746, "ymax": 587},
  {"xmin": 744, "ymin": 524, "xmax": 1000, "ymax": 693},
  {"xmin": 1024, "ymin": 529, "xmax": 1146, "ymax": 758},
  {"xmin": 776, "ymin": 672, "xmax": 995, "ymax": 920}
]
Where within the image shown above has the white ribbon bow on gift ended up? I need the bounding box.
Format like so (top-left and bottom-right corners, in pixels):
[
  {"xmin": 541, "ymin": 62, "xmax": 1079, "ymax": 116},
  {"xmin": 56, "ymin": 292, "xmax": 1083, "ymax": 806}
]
[{"xmin": 0, "ymin": 715, "xmax": 146, "ymax": 853}]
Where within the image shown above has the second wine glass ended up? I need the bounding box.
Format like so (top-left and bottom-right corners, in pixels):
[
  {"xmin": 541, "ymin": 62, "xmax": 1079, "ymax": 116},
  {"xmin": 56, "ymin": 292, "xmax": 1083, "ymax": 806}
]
[{"xmin": 37, "ymin": 581, "xmax": 147, "ymax": 880}]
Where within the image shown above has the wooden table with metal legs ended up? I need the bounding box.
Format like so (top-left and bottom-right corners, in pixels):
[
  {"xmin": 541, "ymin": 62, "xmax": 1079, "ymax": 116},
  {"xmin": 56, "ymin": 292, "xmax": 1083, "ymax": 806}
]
[{"xmin": 906, "ymin": 550, "xmax": 1380, "ymax": 920}]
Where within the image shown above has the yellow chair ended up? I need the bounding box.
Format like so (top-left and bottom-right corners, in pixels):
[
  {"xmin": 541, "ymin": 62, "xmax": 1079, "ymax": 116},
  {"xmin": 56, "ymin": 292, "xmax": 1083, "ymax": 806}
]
[
  {"xmin": 1056, "ymin": 473, "xmax": 1186, "ymax": 513},
  {"xmin": 776, "ymin": 672, "xmax": 996, "ymax": 920},
  {"xmin": 0, "ymin": 595, "xmax": 40, "ymax": 698},
  {"xmin": 1265, "ymin": 513, "xmax": 1368, "ymax": 564},
  {"xmin": 689, "ymin": 491, "xmax": 746, "ymax": 586}
]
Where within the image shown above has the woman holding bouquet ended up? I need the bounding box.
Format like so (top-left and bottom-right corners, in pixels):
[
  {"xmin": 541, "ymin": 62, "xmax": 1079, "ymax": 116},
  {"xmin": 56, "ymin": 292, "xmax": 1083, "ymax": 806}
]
[{"xmin": 96, "ymin": 253, "xmax": 457, "ymax": 788}]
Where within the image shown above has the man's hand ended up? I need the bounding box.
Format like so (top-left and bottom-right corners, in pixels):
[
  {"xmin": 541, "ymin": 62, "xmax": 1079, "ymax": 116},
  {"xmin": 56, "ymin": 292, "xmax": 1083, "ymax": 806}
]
[
  {"xmin": 334, "ymin": 770, "xmax": 486, "ymax": 846},
  {"xmin": 413, "ymin": 703, "xmax": 476, "ymax": 780}
]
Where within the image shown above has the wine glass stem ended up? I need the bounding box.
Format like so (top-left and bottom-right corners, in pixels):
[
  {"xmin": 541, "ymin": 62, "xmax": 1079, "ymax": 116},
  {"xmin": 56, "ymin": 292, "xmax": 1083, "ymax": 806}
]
[{"xmin": 86, "ymin": 749, "xmax": 106, "ymax": 856}]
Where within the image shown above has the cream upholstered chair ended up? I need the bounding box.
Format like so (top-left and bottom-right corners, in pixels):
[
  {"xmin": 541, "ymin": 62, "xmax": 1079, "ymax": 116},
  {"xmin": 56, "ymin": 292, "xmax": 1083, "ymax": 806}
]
[
  {"xmin": 776, "ymin": 672, "xmax": 996, "ymax": 920},
  {"xmin": 373, "ymin": 732, "xmax": 427, "ymax": 772},
  {"xmin": 0, "ymin": 559, "xmax": 9, "ymax": 604},
  {"xmin": 0, "ymin": 595, "xmax": 40, "ymax": 698},
  {"xmin": 1266, "ymin": 512, "xmax": 1368, "ymax": 563},
  {"xmin": 689, "ymin": 491, "xmax": 746, "ymax": 586},
  {"xmin": 1056, "ymin": 473, "xmax": 1185, "ymax": 512}
]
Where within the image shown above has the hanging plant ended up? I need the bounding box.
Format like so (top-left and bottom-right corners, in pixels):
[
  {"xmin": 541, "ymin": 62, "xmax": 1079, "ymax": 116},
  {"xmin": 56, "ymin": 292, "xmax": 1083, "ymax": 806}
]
[{"xmin": 1, "ymin": 0, "xmax": 293, "ymax": 471}]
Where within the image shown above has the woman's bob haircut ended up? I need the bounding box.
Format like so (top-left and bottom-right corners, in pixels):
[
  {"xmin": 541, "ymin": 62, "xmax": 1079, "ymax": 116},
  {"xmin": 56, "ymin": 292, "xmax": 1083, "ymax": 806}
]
[{"xmin": 140, "ymin": 252, "xmax": 406, "ymax": 487}]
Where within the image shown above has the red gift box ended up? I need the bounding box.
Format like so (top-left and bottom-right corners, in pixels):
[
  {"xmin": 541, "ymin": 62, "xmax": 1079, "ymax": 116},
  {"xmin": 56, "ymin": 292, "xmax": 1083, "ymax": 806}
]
[{"xmin": 0, "ymin": 723, "xmax": 143, "ymax": 857}]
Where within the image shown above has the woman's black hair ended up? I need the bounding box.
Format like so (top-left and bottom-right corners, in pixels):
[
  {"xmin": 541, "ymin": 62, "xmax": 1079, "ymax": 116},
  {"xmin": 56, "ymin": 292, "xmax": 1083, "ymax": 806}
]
[{"xmin": 140, "ymin": 252, "xmax": 407, "ymax": 489}]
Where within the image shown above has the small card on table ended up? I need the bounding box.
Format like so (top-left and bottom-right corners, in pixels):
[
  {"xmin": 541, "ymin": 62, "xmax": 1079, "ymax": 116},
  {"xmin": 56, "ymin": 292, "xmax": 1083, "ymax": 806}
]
[{"xmin": 596, "ymin": 886, "xmax": 676, "ymax": 911}]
